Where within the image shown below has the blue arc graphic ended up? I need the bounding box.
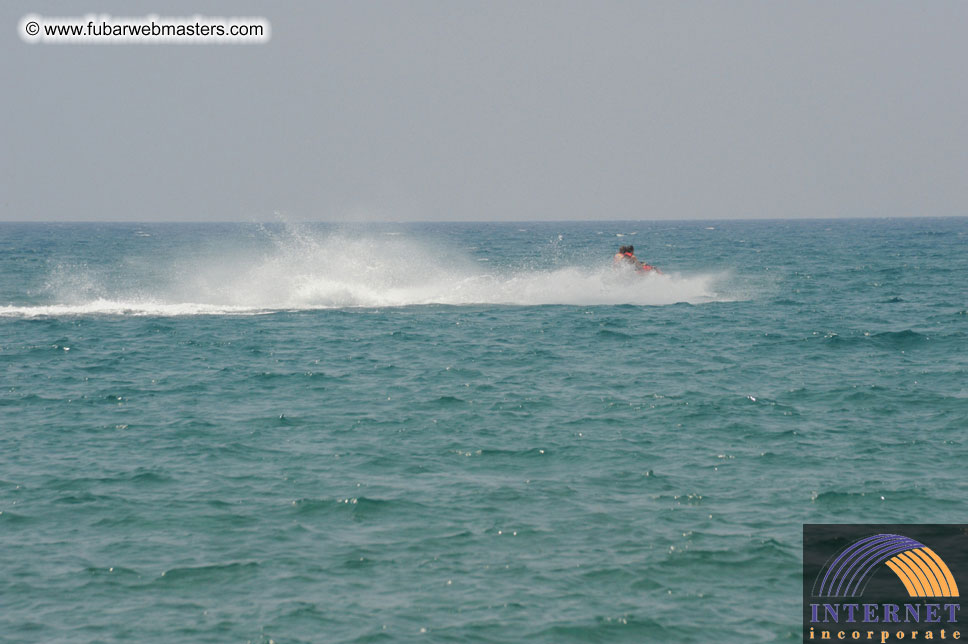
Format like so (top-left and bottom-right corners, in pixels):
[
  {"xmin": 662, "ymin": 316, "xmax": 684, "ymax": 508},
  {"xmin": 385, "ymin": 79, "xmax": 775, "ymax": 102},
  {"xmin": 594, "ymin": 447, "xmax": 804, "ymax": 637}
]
[{"xmin": 815, "ymin": 534, "xmax": 925, "ymax": 597}]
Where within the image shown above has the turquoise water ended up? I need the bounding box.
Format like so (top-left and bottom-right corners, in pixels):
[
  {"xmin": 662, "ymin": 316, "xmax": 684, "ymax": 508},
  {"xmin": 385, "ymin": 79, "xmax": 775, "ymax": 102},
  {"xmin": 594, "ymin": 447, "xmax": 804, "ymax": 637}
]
[{"xmin": 1, "ymin": 219, "xmax": 966, "ymax": 643}]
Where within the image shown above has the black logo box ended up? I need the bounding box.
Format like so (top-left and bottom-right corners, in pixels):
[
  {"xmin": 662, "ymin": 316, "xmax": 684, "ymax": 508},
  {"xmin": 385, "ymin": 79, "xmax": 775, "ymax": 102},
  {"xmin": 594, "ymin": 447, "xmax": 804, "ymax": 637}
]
[{"xmin": 803, "ymin": 525, "xmax": 968, "ymax": 643}]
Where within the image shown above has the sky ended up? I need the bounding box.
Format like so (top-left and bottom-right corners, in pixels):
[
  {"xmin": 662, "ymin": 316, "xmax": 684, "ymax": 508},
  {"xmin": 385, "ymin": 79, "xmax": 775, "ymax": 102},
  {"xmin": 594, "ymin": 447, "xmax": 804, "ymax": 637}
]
[{"xmin": 2, "ymin": 1, "xmax": 967, "ymax": 222}]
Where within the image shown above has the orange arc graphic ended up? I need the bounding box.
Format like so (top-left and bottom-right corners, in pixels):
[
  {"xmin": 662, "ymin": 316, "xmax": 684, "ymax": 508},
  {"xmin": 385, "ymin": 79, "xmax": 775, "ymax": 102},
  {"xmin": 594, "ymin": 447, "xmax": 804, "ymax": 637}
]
[
  {"xmin": 890, "ymin": 554, "xmax": 927, "ymax": 596},
  {"xmin": 912, "ymin": 548, "xmax": 951, "ymax": 596},
  {"xmin": 922, "ymin": 547, "xmax": 960, "ymax": 597},
  {"xmin": 886, "ymin": 548, "xmax": 960, "ymax": 598},
  {"xmin": 897, "ymin": 551, "xmax": 941, "ymax": 596},
  {"xmin": 885, "ymin": 559, "xmax": 918, "ymax": 597}
]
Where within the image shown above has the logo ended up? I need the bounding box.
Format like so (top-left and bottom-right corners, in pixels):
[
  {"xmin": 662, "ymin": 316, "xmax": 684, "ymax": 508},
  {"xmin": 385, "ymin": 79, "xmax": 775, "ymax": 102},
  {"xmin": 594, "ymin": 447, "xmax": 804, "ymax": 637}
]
[
  {"xmin": 804, "ymin": 525, "xmax": 966, "ymax": 643},
  {"xmin": 815, "ymin": 533, "xmax": 959, "ymax": 599}
]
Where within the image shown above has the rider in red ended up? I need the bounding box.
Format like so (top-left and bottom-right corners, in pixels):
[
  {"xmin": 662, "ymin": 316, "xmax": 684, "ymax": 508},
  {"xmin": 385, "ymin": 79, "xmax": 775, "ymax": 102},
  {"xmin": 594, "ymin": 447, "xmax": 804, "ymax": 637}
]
[{"xmin": 613, "ymin": 245, "xmax": 662, "ymax": 274}]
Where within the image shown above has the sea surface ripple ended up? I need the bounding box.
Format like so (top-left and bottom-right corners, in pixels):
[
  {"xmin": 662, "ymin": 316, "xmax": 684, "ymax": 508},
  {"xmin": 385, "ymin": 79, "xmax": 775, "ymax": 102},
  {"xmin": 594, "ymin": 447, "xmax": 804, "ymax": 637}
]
[{"xmin": 1, "ymin": 219, "xmax": 966, "ymax": 643}]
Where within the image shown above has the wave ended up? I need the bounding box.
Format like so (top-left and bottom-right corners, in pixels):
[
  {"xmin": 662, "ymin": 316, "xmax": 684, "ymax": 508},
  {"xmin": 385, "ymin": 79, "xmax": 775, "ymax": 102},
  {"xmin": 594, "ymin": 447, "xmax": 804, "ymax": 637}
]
[
  {"xmin": 0, "ymin": 299, "xmax": 267, "ymax": 317},
  {"xmin": 1, "ymin": 228, "xmax": 729, "ymax": 316}
]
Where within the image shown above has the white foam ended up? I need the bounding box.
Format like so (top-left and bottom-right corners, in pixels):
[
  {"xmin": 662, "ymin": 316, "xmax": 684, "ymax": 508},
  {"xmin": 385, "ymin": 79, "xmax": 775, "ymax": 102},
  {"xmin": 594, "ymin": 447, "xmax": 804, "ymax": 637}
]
[
  {"xmin": 0, "ymin": 299, "xmax": 269, "ymax": 317},
  {"xmin": 1, "ymin": 229, "xmax": 730, "ymax": 317}
]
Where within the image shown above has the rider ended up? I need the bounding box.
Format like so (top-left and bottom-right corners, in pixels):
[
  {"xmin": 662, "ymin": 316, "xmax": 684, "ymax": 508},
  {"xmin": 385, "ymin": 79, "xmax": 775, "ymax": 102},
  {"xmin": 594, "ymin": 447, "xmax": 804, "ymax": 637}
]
[
  {"xmin": 613, "ymin": 245, "xmax": 661, "ymax": 273},
  {"xmin": 613, "ymin": 245, "xmax": 634, "ymax": 266}
]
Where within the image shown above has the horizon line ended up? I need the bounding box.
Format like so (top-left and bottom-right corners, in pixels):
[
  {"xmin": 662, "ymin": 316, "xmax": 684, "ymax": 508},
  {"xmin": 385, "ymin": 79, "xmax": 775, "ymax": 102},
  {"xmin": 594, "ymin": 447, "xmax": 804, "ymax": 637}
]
[{"xmin": 1, "ymin": 214, "xmax": 966, "ymax": 225}]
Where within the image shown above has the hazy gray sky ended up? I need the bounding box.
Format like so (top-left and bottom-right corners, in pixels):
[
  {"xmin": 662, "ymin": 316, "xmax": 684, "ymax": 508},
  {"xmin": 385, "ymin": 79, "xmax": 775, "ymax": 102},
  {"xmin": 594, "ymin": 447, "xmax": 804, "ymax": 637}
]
[{"xmin": 3, "ymin": 1, "xmax": 967, "ymax": 222}]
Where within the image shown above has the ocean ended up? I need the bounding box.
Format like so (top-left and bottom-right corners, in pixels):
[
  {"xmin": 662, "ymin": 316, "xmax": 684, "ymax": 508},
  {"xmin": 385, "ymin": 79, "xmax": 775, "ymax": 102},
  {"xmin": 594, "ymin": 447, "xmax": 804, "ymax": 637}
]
[{"xmin": 1, "ymin": 218, "xmax": 965, "ymax": 643}]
